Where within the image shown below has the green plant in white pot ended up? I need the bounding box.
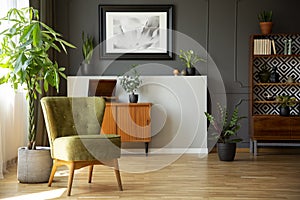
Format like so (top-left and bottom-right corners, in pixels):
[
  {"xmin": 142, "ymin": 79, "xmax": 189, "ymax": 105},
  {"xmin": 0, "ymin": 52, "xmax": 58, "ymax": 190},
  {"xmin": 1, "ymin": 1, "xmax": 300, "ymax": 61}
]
[{"xmin": 0, "ymin": 7, "xmax": 75, "ymax": 182}]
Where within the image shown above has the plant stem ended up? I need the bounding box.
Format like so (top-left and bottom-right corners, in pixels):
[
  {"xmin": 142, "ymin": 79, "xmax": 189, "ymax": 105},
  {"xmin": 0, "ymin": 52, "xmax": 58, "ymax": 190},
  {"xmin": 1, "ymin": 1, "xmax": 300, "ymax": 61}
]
[{"xmin": 27, "ymin": 86, "xmax": 36, "ymax": 150}]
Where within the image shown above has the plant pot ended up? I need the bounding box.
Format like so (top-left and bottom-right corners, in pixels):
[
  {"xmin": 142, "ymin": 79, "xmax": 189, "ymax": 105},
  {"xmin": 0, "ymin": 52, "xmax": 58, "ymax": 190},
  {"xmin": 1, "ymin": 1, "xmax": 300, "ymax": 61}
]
[
  {"xmin": 17, "ymin": 146, "xmax": 52, "ymax": 183},
  {"xmin": 217, "ymin": 143, "xmax": 236, "ymax": 161},
  {"xmin": 186, "ymin": 67, "xmax": 196, "ymax": 76},
  {"xmin": 129, "ymin": 93, "xmax": 139, "ymax": 103},
  {"xmin": 279, "ymin": 106, "xmax": 290, "ymax": 116},
  {"xmin": 259, "ymin": 22, "xmax": 273, "ymax": 35},
  {"xmin": 79, "ymin": 63, "xmax": 92, "ymax": 75}
]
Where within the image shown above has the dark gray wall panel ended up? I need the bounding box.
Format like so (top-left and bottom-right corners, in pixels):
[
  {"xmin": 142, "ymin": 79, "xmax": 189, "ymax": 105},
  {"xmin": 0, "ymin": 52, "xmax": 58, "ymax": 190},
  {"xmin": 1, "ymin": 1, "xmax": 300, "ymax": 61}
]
[
  {"xmin": 57, "ymin": 0, "xmax": 208, "ymax": 76},
  {"xmin": 54, "ymin": 0, "xmax": 300, "ymax": 147}
]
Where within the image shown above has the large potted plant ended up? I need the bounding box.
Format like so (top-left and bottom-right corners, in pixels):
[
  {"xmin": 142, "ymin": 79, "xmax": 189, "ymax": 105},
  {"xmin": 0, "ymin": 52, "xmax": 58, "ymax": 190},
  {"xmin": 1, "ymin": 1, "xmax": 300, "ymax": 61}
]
[
  {"xmin": 119, "ymin": 64, "xmax": 142, "ymax": 103},
  {"xmin": 80, "ymin": 31, "xmax": 94, "ymax": 75},
  {"xmin": 205, "ymin": 104, "xmax": 246, "ymax": 161},
  {"xmin": 0, "ymin": 7, "xmax": 75, "ymax": 182},
  {"xmin": 276, "ymin": 95, "xmax": 297, "ymax": 116},
  {"xmin": 179, "ymin": 49, "xmax": 205, "ymax": 76},
  {"xmin": 258, "ymin": 10, "xmax": 273, "ymax": 35}
]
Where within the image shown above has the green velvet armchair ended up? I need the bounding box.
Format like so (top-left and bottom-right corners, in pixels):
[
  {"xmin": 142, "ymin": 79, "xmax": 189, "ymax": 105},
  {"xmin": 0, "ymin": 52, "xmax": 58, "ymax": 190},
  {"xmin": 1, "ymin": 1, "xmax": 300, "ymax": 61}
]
[{"xmin": 41, "ymin": 97, "xmax": 122, "ymax": 196}]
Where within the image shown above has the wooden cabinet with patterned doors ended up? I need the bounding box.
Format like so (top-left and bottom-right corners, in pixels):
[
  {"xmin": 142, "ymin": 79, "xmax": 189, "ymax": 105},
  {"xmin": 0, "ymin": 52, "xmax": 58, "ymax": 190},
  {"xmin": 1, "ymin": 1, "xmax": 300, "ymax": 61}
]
[{"xmin": 249, "ymin": 33, "xmax": 300, "ymax": 155}]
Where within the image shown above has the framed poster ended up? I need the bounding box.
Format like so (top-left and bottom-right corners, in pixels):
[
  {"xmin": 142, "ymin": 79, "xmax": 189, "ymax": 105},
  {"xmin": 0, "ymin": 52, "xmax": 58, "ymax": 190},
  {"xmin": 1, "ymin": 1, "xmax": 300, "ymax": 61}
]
[{"xmin": 99, "ymin": 5, "xmax": 173, "ymax": 60}]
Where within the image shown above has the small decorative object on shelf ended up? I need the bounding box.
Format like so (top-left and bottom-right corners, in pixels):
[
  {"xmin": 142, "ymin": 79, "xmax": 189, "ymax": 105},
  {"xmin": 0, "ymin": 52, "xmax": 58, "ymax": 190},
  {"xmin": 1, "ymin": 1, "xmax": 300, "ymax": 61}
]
[
  {"xmin": 181, "ymin": 70, "xmax": 186, "ymax": 76},
  {"xmin": 257, "ymin": 10, "xmax": 273, "ymax": 35},
  {"xmin": 119, "ymin": 64, "xmax": 142, "ymax": 103},
  {"xmin": 173, "ymin": 69, "xmax": 180, "ymax": 76},
  {"xmin": 265, "ymin": 93, "xmax": 275, "ymax": 101},
  {"xmin": 179, "ymin": 49, "xmax": 205, "ymax": 76},
  {"xmin": 284, "ymin": 39, "xmax": 288, "ymax": 55},
  {"xmin": 257, "ymin": 65, "xmax": 271, "ymax": 83},
  {"xmin": 288, "ymin": 39, "xmax": 292, "ymax": 55},
  {"xmin": 269, "ymin": 66, "xmax": 280, "ymax": 83},
  {"xmin": 287, "ymin": 76, "xmax": 295, "ymax": 83},
  {"xmin": 275, "ymin": 95, "xmax": 297, "ymax": 116}
]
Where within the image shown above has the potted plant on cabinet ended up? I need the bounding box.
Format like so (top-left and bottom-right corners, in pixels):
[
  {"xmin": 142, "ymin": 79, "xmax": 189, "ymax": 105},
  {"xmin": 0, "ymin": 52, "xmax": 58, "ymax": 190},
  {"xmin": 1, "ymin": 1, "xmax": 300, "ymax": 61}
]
[
  {"xmin": 179, "ymin": 49, "xmax": 205, "ymax": 76},
  {"xmin": 119, "ymin": 64, "xmax": 142, "ymax": 103},
  {"xmin": 205, "ymin": 104, "xmax": 246, "ymax": 161},
  {"xmin": 0, "ymin": 7, "xmax": 75, "ymax": 182},
  {"xmin": 257, "ymin": 10, "xmax": 273, "ymax": 35},
  {"xmin": 275, "ymin": 95, "xmax": 297, "ymax": 116},
  {"xmin": 80, "ymin": 31, "xmax": 94, "ymax": 75}
]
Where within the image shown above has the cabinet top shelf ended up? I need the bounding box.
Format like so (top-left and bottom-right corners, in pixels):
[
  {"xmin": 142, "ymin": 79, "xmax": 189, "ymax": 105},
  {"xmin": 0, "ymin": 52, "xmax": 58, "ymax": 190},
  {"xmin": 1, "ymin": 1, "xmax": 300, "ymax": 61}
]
[
  {"xmin": 254, "ymin": 100, "xmax": 300, "ymax": 104},
  {"xmin": 253, "ymin": 54, "xmax": 300, "ymax": 58},
  {"xmin": 251, "ymin": 33, "xmax": 300, "ymax": 37},
  {"xmin": 254, "ymin": 82, "xmax": 300, "ymax": 86}
]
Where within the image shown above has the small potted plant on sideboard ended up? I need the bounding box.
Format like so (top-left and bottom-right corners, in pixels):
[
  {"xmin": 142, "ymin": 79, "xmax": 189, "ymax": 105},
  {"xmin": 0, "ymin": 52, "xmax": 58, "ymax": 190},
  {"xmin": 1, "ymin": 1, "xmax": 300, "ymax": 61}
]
[{"xmin": 119, "ymin": 64, "xmax": 142, "ymax": 103}]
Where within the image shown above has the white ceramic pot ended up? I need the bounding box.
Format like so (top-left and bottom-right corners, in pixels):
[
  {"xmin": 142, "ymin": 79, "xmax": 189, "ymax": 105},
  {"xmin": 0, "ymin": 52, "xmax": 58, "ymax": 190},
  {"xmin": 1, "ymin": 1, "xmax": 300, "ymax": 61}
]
[{"xmin": 17, "ymin": 146, "xmax": 52, "ymax": 183}]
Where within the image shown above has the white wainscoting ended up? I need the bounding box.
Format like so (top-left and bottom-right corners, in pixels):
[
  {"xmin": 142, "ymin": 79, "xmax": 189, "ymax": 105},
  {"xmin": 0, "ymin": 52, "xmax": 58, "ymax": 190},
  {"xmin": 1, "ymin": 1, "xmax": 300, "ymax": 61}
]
[{"xmin": 67, "ymin": 76, "xmax": 207, "ymax": 155}]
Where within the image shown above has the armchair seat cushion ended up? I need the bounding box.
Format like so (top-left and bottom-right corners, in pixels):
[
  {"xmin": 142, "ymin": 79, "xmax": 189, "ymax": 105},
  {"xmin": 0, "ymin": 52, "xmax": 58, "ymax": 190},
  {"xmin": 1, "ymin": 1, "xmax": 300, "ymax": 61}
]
[{"xmin": 52, "ymin": 134, "xmax": 121, "ymax": 161}]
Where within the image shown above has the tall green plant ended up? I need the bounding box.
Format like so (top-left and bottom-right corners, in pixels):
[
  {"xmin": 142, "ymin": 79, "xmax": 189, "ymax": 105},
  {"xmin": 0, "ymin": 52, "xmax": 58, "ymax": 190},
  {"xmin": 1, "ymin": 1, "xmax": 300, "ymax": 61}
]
[
  {"xmin": 82, "ymin": 31, "xmax": 94, "ymax": 64},
  {"xmin": 205, "ymin": 104, "xmax": 246, "ymax": 143},
  {"xmin": 0, "ymin": 7, "xmax": 76, "ymax": 149}
]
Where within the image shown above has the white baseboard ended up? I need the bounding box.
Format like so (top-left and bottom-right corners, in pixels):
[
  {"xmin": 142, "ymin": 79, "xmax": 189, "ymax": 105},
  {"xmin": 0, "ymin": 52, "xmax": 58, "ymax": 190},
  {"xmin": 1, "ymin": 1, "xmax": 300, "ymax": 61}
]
[{"xmin": 121, "ymin": 148, "xmax": 208, "ymax": 155}]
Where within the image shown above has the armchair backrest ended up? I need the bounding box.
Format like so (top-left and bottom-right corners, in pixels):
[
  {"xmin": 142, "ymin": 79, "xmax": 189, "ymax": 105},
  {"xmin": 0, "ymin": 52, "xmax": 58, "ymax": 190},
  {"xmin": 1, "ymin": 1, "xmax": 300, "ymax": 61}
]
[{"xmin": 41, "ymin": 97, "xmax": 106, "ymax": 146}]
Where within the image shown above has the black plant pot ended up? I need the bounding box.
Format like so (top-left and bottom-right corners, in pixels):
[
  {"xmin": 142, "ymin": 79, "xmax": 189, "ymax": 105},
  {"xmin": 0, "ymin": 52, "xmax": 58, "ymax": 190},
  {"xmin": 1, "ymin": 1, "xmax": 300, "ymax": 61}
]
[
  {"xmin": 129, "ymin": 93, "xmax": 138, "ymax": 103},
  {"xmin": 279, "ymin": 106, "xmax": 290, "ymax": 116},
  {"xmin": 186, "ymin": 67, "xmax": 196, "ymax": 76},
  {"xmin": 217, "ymin": 143, "xmax": 236, "ymax": 161}
]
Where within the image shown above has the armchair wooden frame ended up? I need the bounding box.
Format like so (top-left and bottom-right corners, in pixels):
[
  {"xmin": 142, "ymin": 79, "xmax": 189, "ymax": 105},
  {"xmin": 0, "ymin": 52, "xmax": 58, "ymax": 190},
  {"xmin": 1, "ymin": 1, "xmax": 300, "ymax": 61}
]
[{"xmin": 48, "ymin": 159, "xmax": 122, "ymax": 196}]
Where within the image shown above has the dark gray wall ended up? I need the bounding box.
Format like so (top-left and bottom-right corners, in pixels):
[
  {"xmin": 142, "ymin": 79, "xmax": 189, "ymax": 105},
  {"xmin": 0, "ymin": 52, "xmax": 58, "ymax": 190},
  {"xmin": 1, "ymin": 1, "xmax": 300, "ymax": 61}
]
[{"xmin": 54, "ymin": 0, "xmax": 300, "ymax": 148}]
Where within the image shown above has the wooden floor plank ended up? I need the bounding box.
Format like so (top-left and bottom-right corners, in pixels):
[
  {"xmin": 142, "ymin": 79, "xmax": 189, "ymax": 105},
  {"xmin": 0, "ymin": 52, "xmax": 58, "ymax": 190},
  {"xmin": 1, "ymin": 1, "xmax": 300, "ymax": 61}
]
[{"xmin": 0, "ymin": 153, "xmax": 300, "ymax": 199}]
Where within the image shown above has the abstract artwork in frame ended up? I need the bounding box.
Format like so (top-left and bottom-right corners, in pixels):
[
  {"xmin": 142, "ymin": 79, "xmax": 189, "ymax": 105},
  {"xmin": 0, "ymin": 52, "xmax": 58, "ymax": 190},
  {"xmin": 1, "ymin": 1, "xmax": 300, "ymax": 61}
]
[{"xmin": 99, "ymin": 5, "xmax": 173, "ymax": 60}]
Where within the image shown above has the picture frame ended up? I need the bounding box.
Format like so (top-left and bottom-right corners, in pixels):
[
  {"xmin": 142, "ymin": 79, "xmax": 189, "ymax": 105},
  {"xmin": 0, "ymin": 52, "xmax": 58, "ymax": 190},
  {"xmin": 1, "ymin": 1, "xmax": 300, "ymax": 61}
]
[{"xmin": 98, "ymin": 5, "xmax": 173, "ymax": 60}]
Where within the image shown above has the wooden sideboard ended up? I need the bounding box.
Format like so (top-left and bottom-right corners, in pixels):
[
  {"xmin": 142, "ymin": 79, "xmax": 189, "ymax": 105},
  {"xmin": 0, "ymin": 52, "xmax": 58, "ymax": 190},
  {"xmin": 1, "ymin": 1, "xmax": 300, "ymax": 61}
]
[{"xmin": 101, "ymin": 103, "xmax": 152, "ymax": 155}]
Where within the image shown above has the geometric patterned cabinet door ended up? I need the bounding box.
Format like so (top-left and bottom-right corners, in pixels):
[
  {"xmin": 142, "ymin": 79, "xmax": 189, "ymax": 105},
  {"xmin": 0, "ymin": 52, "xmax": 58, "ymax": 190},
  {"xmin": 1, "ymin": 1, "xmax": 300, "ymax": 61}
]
[{"xmin": 249, "ymin": 34, "xmax": 300, "ymax": 155}]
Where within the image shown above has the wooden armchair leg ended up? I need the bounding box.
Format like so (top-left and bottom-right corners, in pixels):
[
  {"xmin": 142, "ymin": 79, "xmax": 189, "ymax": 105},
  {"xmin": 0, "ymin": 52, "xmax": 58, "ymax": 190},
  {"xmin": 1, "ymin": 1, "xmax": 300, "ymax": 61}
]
[
  {"xmin": 67, "ymin": 162, "xmax": 75, "ymax": 196},
  {"xmin": 114, "ymin": 159, "xmax": 123, "ymax": 191},
  {"xmin": 88, "ymin": 165, "xmax": 94, "ymax": 183},
  {"xmin": 48, "ymin": 160, "xmax": 57, "ymax": 187}
]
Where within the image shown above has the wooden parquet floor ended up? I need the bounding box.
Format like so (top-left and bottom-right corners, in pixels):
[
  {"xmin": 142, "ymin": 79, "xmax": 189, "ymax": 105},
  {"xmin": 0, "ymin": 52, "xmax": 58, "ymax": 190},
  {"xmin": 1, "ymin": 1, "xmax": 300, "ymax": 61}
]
[{"xmin": 0, "ymin": 152, "xmax": 300, "ymax": 199}]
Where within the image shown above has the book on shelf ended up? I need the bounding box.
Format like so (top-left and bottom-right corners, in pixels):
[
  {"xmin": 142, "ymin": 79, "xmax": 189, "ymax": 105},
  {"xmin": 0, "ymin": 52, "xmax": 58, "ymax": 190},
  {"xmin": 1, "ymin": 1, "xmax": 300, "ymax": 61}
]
[{"xmin": 253, "ymin": 39, "xmax": 275, "ymax": 55}]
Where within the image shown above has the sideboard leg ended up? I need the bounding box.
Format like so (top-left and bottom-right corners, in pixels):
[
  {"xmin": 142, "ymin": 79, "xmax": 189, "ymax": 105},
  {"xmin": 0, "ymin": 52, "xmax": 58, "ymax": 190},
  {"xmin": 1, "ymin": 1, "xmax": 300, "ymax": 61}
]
[
  {"xmin": 254, "ymin": 140, "xmax": 258, "ymax": 156},
  {"xmin": 145, "ymin": 142, "xmax": 149, "ymax": 156},
  {"xmin": 250, "ymin": 138, "xmax": 253, "ymax": 153}
]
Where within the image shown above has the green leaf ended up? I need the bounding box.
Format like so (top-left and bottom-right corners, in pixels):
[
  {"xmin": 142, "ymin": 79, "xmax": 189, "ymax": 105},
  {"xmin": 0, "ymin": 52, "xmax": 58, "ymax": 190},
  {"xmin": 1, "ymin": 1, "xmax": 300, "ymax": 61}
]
[
  {"xmin": 44, "ymin": 79, "xmax": 49, "ymax": 92},
  {"xmin": 0, "ymin": 75, "xmax": 8, "ymax": 84},
  {"xmin": 32, "ymin": 23, "xmax": 41, "ymax": 47}
]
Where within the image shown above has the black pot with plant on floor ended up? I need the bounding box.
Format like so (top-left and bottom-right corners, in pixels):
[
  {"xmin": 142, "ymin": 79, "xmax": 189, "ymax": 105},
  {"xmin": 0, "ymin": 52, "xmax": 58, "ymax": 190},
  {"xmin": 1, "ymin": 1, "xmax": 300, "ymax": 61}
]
[{"xmin": 205, "ymin": 104, "xmax": 246, "ymax": 161}]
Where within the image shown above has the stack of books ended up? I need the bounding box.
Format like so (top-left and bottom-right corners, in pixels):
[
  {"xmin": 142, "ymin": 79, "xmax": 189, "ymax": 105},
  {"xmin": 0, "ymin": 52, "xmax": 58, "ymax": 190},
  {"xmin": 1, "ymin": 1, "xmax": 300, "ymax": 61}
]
[{"xmin": 253, "ymin": 39, "xmax": 276, "ymax": 55}]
